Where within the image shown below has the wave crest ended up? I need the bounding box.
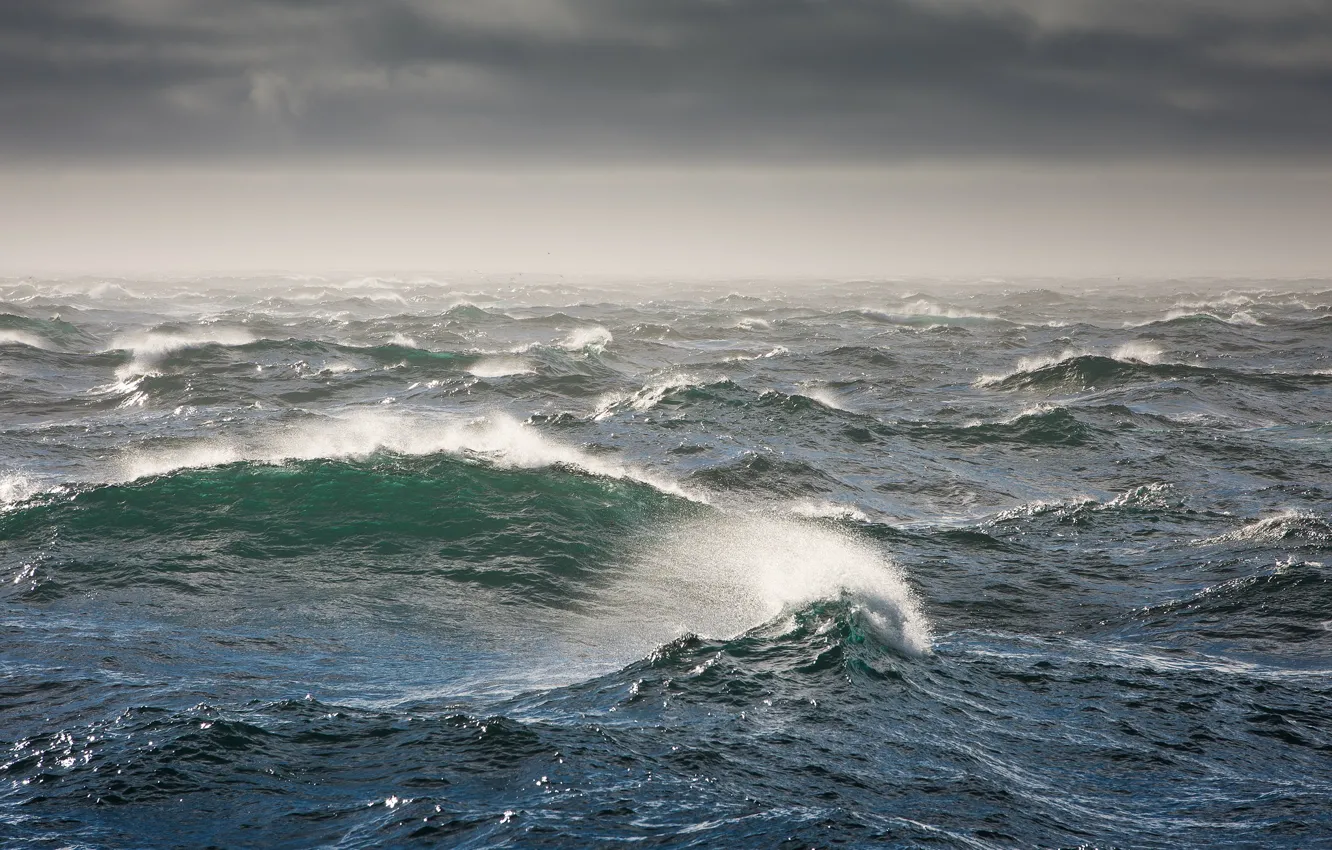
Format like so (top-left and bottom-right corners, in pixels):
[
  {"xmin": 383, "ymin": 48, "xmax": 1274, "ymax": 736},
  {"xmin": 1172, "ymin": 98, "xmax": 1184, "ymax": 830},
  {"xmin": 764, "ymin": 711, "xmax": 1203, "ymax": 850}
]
[
  {"xmin": 590, "ymin": 515, "xmax": 932, "ymax": 659},
  {"xmin": 114, "ymin": 410, "xmax": 702, "ymax": 502}
]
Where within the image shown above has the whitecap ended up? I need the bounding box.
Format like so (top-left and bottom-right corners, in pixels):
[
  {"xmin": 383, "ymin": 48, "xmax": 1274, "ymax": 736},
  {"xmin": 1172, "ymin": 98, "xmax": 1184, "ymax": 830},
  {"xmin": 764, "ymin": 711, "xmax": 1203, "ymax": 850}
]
[
  {"xmin": 0, "ymin": 330, "xmax": 54, "ymax": 350},
  {"xmin": 109, "ymin": 327, "xmax": 254, "ymax": 378},
  {"xmin": 594, "ymin": 373, "xmax": 719, "ymax": 419},
  {"xmin": 588, "ymin": 514, "xmax": 931, "ymax": 658},
  {"xmin": 560, "ymin": 325, "xmax": 613, "ymax": 353},
  {"xmin": 114, "ymin": 409, "xmax": 704, "ymax": 503},
  {"xmin": 467, "ymin": 357, "xmax": 536, "ymax": 378}
]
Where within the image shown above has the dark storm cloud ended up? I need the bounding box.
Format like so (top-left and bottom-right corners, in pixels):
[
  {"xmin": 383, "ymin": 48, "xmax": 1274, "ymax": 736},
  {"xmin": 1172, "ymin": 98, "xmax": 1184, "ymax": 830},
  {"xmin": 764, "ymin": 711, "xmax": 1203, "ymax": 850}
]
[{"xmin": 3, "ymin": 0, "xmax": 1332, "ymax": 163}]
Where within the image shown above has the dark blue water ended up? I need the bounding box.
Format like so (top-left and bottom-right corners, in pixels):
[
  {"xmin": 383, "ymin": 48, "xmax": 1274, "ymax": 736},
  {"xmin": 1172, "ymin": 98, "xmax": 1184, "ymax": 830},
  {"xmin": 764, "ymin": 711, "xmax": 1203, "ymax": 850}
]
[{"xmin": 2, "ymin": 276, "xmax": 1331, "ymax": 848}]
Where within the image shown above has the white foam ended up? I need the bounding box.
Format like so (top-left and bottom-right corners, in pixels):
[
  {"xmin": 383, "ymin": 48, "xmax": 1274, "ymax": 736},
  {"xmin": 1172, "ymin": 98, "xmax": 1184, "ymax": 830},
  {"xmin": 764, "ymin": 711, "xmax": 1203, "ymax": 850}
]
[
  {"xmin": 962, "ymin": 403, "xmax": 1057, "ymax": 429},
  {"xmin": 467, "ymin": 357, "xmax": 535, "ymax": 378},
  {"xmin": 976, "ymin": 342, "xmax": 1168, "ymax": 387},
  {"xmin": 114, "ymin": 410, "xmax": 703, "ymax": 502},
  {"xmin": 735, "ymin": 317, "xmax": 771, "ymax": 330},
  {"xmin": 1173, "ymin": 294, "xmax": 1254, "ymax": 310},
  {"xmin": 592, "ymin": 514, "xmax": 931, "ymax": 658},
  {"xmin": 1152, "ymin": 309, "xmax": 1262, "ymax": 326},
  {"xmin": 0, "ymin": 330, "xmax": 53, "ymax": 350},
  {"xmin": 975, "ymin": 348, "xmax": 1082, "ymax": 387},
  {"xmin": 863, "ymin": 300, "xmax": 1001, "ymax": 323},
  {"xmin": 1, "ymin": 473, "xmax": 42, "ymax": 507},
  {"xmin": 560, "ymin": 326, "xmax": 613, "ymax": 353},
  {"xmin": 802, "ymin": 386, "xmax": 849, "ymax": 411},
  {"xmin": 725, "ymin": 346, "xmax": 788, "ymax": 362},
  {"xmin": 594, "ymin": 373, "xmax": 717, "ymax": 419},
  {"xmin": 110, "ymin": 327, "xmax": 254, "ymax": 378},
  {"xmin": 987, "ymin": 485, "xmax": 1175, "ymax": 523},
  {"xmin": 1193, "ymin": 510, "xmax": 1327, "ymax": 546},
  {"xmin": 788, "ymin": 500, "xmax": 871, "ymax": 522},
  {"xmin": 1111, "ymin": 341, "xmax": 1165, "ymax": 365}
]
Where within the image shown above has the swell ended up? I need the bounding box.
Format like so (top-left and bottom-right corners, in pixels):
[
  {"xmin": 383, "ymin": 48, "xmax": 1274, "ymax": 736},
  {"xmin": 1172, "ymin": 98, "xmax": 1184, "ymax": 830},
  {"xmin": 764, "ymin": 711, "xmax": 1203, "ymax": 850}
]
[
  {"xmin": 1, "ymin": 453, "xmax": 682, "ymax": 606},
  {"xmin": 980, "ymin": 353, "xmax": 1332, "ymax": 392},
  {"xmin": 1127, "ymin": 562, "xmax": 1332, "ymax": 649},
  {"xmin": 902, "ymin": 406, "xmax": 1101, "ymax": 448},
  {"xmin": 3, "ymin": 436, "xmax": 932, "ymax": 658}
]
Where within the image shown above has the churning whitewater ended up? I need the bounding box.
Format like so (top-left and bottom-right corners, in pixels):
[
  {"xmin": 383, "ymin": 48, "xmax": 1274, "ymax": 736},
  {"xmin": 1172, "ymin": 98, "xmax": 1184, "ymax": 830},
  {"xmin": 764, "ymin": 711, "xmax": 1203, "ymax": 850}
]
[{"xmin": 2, "ymin": 276, "xmax": 1331, "ymax": 848}]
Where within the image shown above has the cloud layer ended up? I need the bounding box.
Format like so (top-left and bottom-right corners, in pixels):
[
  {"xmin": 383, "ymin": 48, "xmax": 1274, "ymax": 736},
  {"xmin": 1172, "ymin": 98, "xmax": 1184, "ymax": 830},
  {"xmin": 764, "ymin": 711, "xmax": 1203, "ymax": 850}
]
[{"xmin": 5, "ymin": 0, "xmax": 1332, "ymax": 164}]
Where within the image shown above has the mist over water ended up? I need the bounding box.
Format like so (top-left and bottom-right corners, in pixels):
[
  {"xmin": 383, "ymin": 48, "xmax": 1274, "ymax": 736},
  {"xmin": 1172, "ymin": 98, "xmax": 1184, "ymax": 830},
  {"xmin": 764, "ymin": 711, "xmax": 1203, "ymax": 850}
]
[{"xmin": 2, "ymin": 275, "xmax": 1332, "ymax": 848}]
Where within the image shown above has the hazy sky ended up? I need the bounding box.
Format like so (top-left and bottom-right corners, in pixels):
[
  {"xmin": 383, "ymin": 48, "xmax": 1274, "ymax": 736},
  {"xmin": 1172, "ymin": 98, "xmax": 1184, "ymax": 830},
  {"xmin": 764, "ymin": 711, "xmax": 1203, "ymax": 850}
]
[{"xmin": 3, "ymin": 0, "xmax": 1332, "ymax": 277}]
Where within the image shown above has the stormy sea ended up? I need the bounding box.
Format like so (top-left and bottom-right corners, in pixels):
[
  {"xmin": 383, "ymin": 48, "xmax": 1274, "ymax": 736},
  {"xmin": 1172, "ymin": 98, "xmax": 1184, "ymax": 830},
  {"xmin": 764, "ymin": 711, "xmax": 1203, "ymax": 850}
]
[{"xmin": 2, "ymin": 276, "xmax": 1330, "ymax": 849}]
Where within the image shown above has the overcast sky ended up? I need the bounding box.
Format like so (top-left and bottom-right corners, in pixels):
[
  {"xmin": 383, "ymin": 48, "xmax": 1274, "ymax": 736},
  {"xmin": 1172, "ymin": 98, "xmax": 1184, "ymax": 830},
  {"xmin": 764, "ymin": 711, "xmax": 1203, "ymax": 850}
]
[{"xmin": 3, "ymin": 0, "xmax": 1332, "ymax": 276}]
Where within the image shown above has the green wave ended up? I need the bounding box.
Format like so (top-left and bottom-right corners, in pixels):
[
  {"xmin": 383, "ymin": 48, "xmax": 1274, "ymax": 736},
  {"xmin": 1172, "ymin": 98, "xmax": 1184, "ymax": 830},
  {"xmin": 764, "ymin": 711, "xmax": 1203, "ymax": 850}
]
[{"xmin": 1, "ymin": 455, "xmax": 687, "ymax": 604}]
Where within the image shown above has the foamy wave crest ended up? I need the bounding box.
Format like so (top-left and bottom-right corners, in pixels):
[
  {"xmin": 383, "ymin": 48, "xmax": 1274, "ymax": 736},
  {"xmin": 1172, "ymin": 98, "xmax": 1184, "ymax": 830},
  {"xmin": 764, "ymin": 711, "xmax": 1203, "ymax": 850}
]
[
  {"xmin": 1193, "ymin": 510, "xmax": 1332, "ymax": 546},
  {"xmin": 1149, "ymin": 309, "xmax": 1261, "ymax": 326},
  {"xmin": 560, "ymin": 326, "xmax": 613, "ymax": 353},
  {"xmin": 110, "ymin": 327, "xmax": 255, "ymax": 377},
  {"xmin": 735, "ymin": 317, "xmax": 771, "ymax": 330},
  {"xmin": 467, "ymin": 357, "xmax": 536, "ymax": 378},
  {"xmin": 594, "ymin": 373, "xmax": 721, "ymax": 420},
  {"xmin": 595, "ymin": 515, "xmax": 931, "ymax": 658},
  {"xmin": 975, "ymin": 342, "xmax": 1165, "ymax": 387},
  {"xmin": 1110, "ymin": 341, "xmax": 1165, "ymax": 365},
  {"xmin": 1172, "ymin": 294, "xmax": 1255, "ymax": 310},
  {"xmin": 862, "ymin": 299, "xmax": 1001, "ymax": 324},
  {"xmin": 1, "ymin": 473, "xmax": 46, "ymax": 507},
  {"xmin": 988, "ymin": 483, "xmax": 1179, "ymax": 524},
  {"xmin": 975, "ymin": 349, "xmax": 1081, "ymax": 387},
  {"xmin": 788, "ymin": 500, "xmax": 871, "ymax": 522},
  {"xmin": 725, "ymin": 346, "xmax": 788, "ymax": 362},
  {"xmin": 801, "ymin": 386, "xmax": 849, "ymax": 411},
  {"xmin": 115, "ymin": 410, "xmax": 702, "ymax": 502},
  {"xmin": 0, "ymin": 330, "xmax": 54, "ymax": 350}
]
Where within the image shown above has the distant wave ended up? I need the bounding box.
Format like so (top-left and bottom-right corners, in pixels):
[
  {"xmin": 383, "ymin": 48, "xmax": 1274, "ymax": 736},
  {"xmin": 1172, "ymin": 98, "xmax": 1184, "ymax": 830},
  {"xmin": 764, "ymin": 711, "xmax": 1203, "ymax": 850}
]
[
  {"xmin": 906, "ymin": 404, "xmax": 1096, "ymax": 448},
  {"xmin": 977, "ymin": 346, "xmax": 1332, "ymax": 392},
  {"xmin": 559, "ymin": 325, "xmax": 613, "ymax": 353},
  {"xmin": 976, "ymin": 343, "xmax": 1165, "ymax": 388},
  {"xmin": 108, "ymin": 326, "xmax": 256, "ymax": 377},
  {"xmin": 594, "ymin": 374, "xmax": 731, "ymax": 419},
  {"xmin": 1134, "ymin": 309, "xmax": 1262, "ymax": 328},
  {"xmin": 856, "ymin": 299, "xmax": 1011, "ymax": 327}
]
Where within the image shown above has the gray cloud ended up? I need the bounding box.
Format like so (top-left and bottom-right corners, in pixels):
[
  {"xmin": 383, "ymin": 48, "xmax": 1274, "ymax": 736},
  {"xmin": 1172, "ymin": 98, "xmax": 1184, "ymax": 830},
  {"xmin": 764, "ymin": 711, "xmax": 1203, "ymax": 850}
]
[{"xmin": 3, "ymin": 0, "xmax": 1332, "ymax": 164}]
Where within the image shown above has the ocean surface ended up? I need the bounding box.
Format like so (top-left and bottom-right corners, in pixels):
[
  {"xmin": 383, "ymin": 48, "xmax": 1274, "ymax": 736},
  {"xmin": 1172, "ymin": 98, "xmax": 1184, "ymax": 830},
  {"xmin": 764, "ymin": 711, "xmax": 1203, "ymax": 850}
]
[{"xmin": 2, "ymin": 275, "xmax": 1330, "ymax": 849}]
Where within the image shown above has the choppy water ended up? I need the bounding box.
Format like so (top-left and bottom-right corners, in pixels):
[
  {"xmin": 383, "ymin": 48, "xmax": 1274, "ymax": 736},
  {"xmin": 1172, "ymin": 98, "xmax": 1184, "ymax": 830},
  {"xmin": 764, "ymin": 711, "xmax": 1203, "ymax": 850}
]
[{"xmin": 2, "ymin": 276, "xmax": 1331, "ymax": 848}]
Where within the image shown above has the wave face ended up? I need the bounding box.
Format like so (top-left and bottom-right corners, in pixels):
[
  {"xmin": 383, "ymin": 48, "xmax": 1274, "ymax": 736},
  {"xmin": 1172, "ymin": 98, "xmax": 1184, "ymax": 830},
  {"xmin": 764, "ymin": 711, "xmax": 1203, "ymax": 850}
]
[{"xmin": 3, "ymin": 276, "xmax": 1332, "ymax": 848}]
